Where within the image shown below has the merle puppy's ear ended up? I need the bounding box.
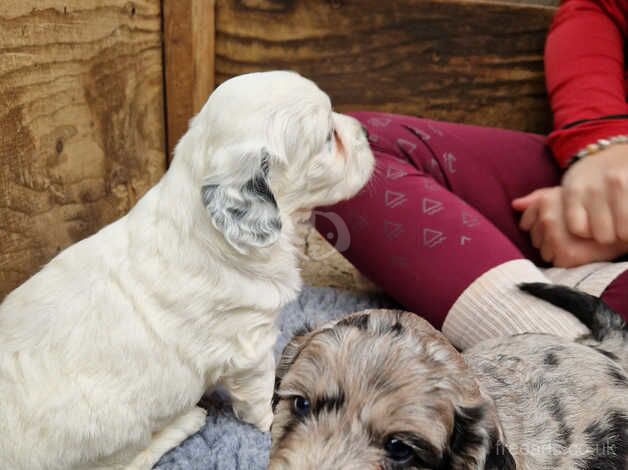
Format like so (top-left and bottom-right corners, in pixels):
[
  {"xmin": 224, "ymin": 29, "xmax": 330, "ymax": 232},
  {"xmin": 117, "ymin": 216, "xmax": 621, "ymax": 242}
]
[
  {"xmin": 201, "ymin": 146, "xmax": 282, "ymax": 253},
  {"xmin": 272, "ymin": 323, "xmax": 316, "ymax": 411},
  {"xmin": 447, "ymin": 403, "xmax": 516, "ymax": 470}
]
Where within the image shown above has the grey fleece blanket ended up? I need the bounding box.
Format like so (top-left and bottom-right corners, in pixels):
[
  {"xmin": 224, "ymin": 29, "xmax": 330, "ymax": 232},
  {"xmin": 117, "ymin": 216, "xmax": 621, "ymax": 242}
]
[{"xmin": 154, "ymin": 287, "xmax": 392, "ymax": 470}]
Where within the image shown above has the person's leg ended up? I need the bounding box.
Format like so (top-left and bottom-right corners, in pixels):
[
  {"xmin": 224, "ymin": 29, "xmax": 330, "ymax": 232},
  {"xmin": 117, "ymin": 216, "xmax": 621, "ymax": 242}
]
[
  {"xmin": 360, "ymin": 112, "xmax": 565, "ymax": 263},
  {"xmin": 317, "ymin": 112, "xmax": 588, "ymax": 349},
  {"xmin": 601, "ymin": 269, "xmax": 628, "ymax": 320}
]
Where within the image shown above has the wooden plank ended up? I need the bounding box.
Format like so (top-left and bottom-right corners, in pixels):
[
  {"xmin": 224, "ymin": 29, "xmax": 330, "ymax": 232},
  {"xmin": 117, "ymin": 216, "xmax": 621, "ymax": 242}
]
[
  {"xmin": 163, "ymin": 0, "xmax": 215, "ymax": 159},
  {"xmin": 0, "ymin": 1, "xmax": 166, "ymax": 299},
  {"xmin": 488, "ymin": 0, "xmax": 558, "ymax": 5},
  {"xmin": 215, "ymin": 0, "xmax": 556, "ymax": 134}
]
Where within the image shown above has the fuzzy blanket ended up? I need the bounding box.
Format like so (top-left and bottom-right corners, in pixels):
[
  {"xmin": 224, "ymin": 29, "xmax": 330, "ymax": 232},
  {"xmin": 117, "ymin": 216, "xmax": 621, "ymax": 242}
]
[{"xmin": 154, "ymin": 287, "xmax": 392, "ymax": 470}]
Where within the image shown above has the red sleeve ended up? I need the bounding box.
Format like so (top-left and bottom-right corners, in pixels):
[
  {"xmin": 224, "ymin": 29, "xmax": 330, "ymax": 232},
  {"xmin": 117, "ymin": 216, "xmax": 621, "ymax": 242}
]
[{"xmin": 545, "ymin": 0, "xmax": 628, "ymax": 167}]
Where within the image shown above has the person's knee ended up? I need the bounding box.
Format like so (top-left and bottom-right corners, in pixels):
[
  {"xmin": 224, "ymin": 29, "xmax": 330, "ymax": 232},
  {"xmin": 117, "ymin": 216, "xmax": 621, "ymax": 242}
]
[{"xmin": 600, "ymin": 270, "xmax": 628, "ymax": 322}]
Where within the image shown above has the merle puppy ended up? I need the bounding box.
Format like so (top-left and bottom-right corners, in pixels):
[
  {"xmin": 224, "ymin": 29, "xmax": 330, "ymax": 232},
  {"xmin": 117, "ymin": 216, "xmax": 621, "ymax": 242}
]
[{"xmin": 268, "ymin": 284, "xmax": 627, "ymax": 470}]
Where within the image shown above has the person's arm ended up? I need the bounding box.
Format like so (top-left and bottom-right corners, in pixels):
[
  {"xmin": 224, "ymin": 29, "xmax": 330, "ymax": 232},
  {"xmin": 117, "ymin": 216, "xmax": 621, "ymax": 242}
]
[
  {"xmin": 545, "ymin": 0, "xmax": 628, "ymax": 168},
  {"xmin": 513, "ymin": 0, "xmax": 628, "ymax": 264}
]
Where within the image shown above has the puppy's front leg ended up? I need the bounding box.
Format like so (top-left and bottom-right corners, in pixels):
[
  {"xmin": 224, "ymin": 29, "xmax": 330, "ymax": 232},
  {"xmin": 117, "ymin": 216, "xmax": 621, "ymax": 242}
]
[
  {"xmin": 222, "ymin": 350, "xmax": 275, "ymax": 432},
  {"xmin": 126, "ymin": 406, "xmax": 207, "ymax": 470}
]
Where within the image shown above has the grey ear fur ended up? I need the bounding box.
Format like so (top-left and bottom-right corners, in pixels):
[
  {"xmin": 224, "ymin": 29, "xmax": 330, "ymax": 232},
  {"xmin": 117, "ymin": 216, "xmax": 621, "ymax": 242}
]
[{"xmin": 201, "ymin": 148, "xmax": 282, "ymax": 253}]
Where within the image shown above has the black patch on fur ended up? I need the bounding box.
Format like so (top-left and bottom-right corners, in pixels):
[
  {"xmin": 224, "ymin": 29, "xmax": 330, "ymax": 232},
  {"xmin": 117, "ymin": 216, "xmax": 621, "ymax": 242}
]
[
  {"xmin": 543, "ymin": 395, "xmax": 573, "ymax": 449},
  {"xmin": 451, "ymin": 405, "xmax": 486, "ymax": 449},
  {"xmin": 442, "ymin": 406, "xmax": 516, "ymax": 470},
  {"xmin": 312, "ymin": 391, "xmax": 346, "ymax": 417},
  {"xmin": 592, "ymin": 347, "xmax": 620, "ymax": 362},
  {"xmin": 243, "ymin": 173, "xmax": 277, "ymax": 206},
  {"xmin": 375, "ymin": 316, "xmax": 405, "ymax": 337},
  {"xmin": 444, "ymin": 406, "xmax": 487, "ymax": 467},
  {"xmin": 485, "ymin": 440, "xmax": 517, "ymax": 470},
  {"xmin": 544, "ymin": 352, "xmax": 560, "ymax": 367},
  {"xmin": 578, "ymin": 411, "xmax": 628, "ymax": 470},
  {"xmin": 270, "ymin": 217, "xmax": 282, "ymax": 231},
  {"xmin": 292, "ymin": 322, "xmax": 314, "ymax": 339},
  {"xmin": 272, "ymin": 375, "xmax": 282, "ymax": 411},
  {"xmin": 607, "ymin": 364, "xmax": 628, "ymax": 387},
  {"xmin": 275, "ymin": 415, "xmax": 302, "ymax": 450},
  {"xmin": 338, "ymin": 312, "xmax": 405, "ymax": 337},
  {"xmin": 337, "ymin": 313, "xmax": 370, "ymax": 331},
  {"xmin": 518, "ymin": 283, "xmax": 626, "ymax": 341},
  {"xmin": 226, "ymin": 206, "xmax": 247, "ymax": 219},
  {"xmin": 260, "ymin": 151, "xmax": 271, "ymax": 176},
  {"xmin": 557, "ymin": 423, "xmax": 574, "ymax": 451},
  {"xmin": 388, "ymin": 321, "xmax": 404, "ymax": 336}
]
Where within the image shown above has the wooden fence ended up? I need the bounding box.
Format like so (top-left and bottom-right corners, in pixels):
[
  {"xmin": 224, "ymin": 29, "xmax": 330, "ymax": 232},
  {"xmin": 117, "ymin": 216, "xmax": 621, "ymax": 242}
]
[{"xmin": 0, "ymin": 0, "xmax": 557, "ymax": 298}]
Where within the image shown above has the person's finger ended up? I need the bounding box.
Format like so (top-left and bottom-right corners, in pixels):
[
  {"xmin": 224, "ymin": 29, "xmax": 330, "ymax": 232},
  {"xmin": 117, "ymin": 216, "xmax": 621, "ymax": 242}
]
[
  {"xmin": 540, "ymin": 239, "xmax": 555, "ymax": 263},
  {"xmin": 553, "ymin": 244, "xmax": 583, "ymax": 268},
  {"xmin": 512, "ymin": 190, "xmax": 541, "ymax": 211},
  {"xmin": 519, "ymin": 204, "xmax": 539, "ymax": 231},
  {"xmin": 607, "ymin": 174, "xmax": 628, "ymax": 242},
  {"xmin": 530, "ymin": 220, "xmax": 545, "ymax": 249},
  {"xmin": 586, "ymin": 192, "xmax": 616, "ymax": 244},
  {"xmin": 563, "ymin": 187, "xmax": 591, "ymax": 238}
]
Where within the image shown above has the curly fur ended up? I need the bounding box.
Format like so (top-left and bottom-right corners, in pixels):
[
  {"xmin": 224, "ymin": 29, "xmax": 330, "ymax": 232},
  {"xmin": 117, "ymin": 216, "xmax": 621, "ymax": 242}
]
[
  {"xmin": 270, "ymin": 285, "xmax": 627, "ymax": 470},
  {"xmin": 0, "ymin": 71, "xmax": 373, "ymax": 470}
]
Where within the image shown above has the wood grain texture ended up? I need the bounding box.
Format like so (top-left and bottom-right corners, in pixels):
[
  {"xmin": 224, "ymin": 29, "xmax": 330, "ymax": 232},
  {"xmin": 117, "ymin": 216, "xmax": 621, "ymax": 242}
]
[
  {"xmin": 492, "ymin": 0, "xmax": 558, "ymax": 5},
  {"xmin": 0, "ymin": 1, "xmax": 166, "ymax": 299},
  {"xmin": 163, "ymin": 0, "xmax": 215, "ymax": 159},
  {"xmin": 215, "ymin": 0, "xmax": 556, "ymax": 134}
]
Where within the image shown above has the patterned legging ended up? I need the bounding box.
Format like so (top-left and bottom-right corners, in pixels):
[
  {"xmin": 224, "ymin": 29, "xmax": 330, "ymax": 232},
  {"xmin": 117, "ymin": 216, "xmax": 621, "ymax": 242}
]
[{"xmin": 316, "ymin": 112, "xmax": 628, "ymax": 328}]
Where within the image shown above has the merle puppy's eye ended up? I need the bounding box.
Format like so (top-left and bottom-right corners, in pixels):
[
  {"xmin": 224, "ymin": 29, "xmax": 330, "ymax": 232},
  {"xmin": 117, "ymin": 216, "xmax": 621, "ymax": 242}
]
[
  {"xmin": 326, "ymin": 130, "xmax": 333, "ymax": 143},
  {"xmin": 385, "ymin": 437, "xmax": 414, "ymax": 463},
  {"xmin": 291, "ymin": 396, "xmax": 311, "ymax": 417}
]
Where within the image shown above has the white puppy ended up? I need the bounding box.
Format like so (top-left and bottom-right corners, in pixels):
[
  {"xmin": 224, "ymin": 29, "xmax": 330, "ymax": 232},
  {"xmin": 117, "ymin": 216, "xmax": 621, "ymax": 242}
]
[{"xmin": 0, "ymin": 71, "xmax": 374, "ymax": 470}]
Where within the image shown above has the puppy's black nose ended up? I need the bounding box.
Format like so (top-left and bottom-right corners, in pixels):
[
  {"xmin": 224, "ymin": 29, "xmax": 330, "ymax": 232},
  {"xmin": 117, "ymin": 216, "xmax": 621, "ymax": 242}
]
[{"xmin": 361, "ymin": 124, "xmax": 369, "ymax": 139}]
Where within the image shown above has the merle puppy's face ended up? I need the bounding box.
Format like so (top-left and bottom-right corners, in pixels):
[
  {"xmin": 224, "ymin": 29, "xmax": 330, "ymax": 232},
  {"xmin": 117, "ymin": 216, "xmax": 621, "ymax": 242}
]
[{"xmin": 268, "ymin": 310, "xmax": 515, "ymax": 470}]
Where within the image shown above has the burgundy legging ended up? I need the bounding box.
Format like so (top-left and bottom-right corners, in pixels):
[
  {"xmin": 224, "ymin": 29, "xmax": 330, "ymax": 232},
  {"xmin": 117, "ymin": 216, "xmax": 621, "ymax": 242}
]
[{"xmin": 316, "ymin": 112, "xmax": 628, "ymax": 327}]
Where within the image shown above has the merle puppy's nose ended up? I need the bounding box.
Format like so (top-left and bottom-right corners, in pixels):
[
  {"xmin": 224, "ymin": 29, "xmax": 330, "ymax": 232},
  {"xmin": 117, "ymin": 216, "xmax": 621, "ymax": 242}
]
[{"xmin": 361, "ymin": 124, "xmax": 369, "ymax": 139}]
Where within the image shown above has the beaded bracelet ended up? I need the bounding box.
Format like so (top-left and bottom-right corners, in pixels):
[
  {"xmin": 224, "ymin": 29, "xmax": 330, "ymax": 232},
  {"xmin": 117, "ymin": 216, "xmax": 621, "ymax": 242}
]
[{"xmin": 568, "ymin": 135, "xmax": 628, "ymax": 167}]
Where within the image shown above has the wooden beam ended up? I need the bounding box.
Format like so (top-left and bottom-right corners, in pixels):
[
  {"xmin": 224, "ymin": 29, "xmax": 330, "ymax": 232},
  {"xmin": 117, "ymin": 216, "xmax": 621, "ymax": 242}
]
[
  {"xmin": 163, "ymin": 0, "xmax": 215, "ymax": 160},
  {"xmin": 0, "ymin": 0, "xmax": 166, "ymax": 299},
  {"xmin": 214, "ymin": 0, "xmax": 556, "ymax": 134}
]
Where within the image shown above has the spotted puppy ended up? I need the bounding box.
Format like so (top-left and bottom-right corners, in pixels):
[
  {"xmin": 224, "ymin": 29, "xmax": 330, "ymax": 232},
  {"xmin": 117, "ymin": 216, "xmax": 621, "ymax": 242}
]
[{"xmin": 269, "ymin": 284, "xmax": 628, "ymax": 470}]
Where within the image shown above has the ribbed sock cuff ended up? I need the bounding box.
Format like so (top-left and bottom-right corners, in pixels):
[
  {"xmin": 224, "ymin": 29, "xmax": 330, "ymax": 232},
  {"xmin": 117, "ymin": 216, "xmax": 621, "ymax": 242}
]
[
  {"xmin": 442, "ymin": 259, "xmax": 589, "ymax": 350},
  {"xmin": 543, "ymin": 261, "xmax": 628, "ymax": 296}
]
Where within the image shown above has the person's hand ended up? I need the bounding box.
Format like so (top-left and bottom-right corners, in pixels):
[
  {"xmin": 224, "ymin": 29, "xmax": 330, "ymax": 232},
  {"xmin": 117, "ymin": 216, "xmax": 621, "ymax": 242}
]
[
  {"xmin": 512, "ymin": 187, "xmax": 628, "ymax": 267},
  {"xmin": 561, "ymin": 143, "xmax": 628, "ymax": 244}
]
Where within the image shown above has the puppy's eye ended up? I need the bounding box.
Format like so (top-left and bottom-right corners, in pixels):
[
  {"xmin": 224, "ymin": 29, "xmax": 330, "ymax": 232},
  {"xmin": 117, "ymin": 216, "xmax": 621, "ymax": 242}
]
[
  {"xmin": 291, "ymin": 396, "xmax": 311, "ymax": 417},
  {"xmin": 326, "ymin": 130, "xmax": 333, "ymax": 143},
  {"xmin": 385, "ymin": 438, "xmax": 413, "ymax": 463}
]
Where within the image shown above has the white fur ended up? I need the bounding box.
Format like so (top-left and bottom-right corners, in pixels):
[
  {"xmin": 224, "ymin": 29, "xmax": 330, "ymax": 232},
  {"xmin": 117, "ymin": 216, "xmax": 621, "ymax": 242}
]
[{"xmin": 0, "ymin": 71, "xmax": 374, "ymax": 470}]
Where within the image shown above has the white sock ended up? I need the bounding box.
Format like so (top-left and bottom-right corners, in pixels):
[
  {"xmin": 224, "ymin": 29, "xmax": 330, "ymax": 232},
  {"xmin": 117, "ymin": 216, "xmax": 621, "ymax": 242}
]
[
  {"xmin": 442, "ymin": 259, "xmax": 590, "ymax": 350},
  {"xmin": 543, "ymin": 261, "xmax": 628, "ymax": 296}
]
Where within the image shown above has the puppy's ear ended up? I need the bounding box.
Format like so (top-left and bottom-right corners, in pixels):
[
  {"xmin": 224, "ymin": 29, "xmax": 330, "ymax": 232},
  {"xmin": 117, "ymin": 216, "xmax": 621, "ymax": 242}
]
[
  {"xmin": 201, "ymin": 146, "xmax": 282, "ymax": 253},
  {"xmin": 448, "ymin": 403, "xmax": 516, "ymax": 470},
  {"xmin": 272, "ymin": 323, "xmax": 316, "ymax": 411}
]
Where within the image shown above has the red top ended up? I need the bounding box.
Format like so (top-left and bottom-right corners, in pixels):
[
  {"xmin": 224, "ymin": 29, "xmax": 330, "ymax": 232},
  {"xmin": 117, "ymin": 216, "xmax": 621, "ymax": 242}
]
[{"xmin": 545, "ymin": 0, "xmax": 628, "ymax": 167}]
